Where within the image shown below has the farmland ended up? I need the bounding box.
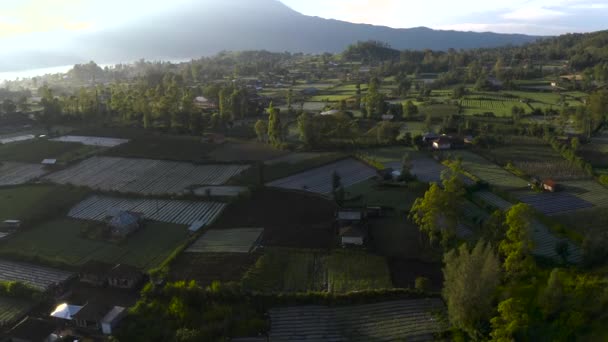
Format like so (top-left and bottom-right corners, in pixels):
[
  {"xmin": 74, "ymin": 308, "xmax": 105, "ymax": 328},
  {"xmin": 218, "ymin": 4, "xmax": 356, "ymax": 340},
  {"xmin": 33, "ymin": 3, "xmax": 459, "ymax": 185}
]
[
  {"xmin": 0, "ymin": 134, "xmax": 35, "ymax": 145},
  {"xmin": 0, "ymin": 259, "xmax": 73, "ymax": 291},
  {"xmin": 69, "ymin": 195, "xmax": 226, "ymax": 227},
  {"xmin": 241, "ymin": 249, "xmax": 392, "ymax": 293},
  {"xmin": 460, "ymin": 96, "xmax": 519, "ymax": 117},
  {"xmin": 206, "ymin": 141, "xmax": 286, "ymax": 162},
  {"xmin": 476, "ymin": 136, "xmax": 589, "ymax": 180},
  {"xmin": 516, "ymin": 192, "xmax": 594, "ymax": 215},
  {"xmin": 102, "ymin": 134, "xmax": 218, "ymax": 162},
  {"xmin": 268, "ymin": 298, "xmax": 447, "ymax": 341},
  {"xmin": 45, "ymin": 156, "xmax": 249, "ymax": 195},
  {"xmin": 0, "ymin": 162, "xmax": 47, "ymax": 186},
  {"xmin": 0, "ymin": 139, "xmax": 99, "ymax": 164},
  {"xmin": 266, "ymin": 158, "xmax": 377, "ymax": 194},
  {"xmin": 50, "ymin": 135, "xmax": 129, "ymax": 147},
  {"xmin": 0, "ymin": 297, "xmax": 34, "ymax": 327},
  {"xmin": 0, "ymin": 185, "xmax": 89, "ymax": 223},
  {"xmin": 168, "ymin": 252, "xmax": 260, "ymax": 287},
  {"xmin": 212, "ymin": 188, "xmax": 337, "ymax": 249},
  {"xmin": 186, "ymin": 228, "xmax": 264, "ymax": 253},
  {"xmin": 448, "ymin": 150, "xmax": 529, "ymax": 190},
  {"xmin": 0, "ymin": 219, "xmax": 189, "ymax": 270}
]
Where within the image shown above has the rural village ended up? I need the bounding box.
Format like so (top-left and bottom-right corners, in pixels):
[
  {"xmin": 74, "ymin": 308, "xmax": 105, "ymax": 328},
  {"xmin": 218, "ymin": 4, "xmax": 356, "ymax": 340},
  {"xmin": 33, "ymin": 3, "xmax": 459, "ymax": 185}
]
[{"xmin": 0, "ymin": 33, "xmax": 607, "ymax": 341}]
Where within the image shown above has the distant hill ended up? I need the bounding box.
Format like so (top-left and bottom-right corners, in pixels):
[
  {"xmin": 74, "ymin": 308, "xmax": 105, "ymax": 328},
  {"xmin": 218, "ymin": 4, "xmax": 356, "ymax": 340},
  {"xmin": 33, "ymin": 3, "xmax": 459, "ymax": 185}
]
[{"xmin": 1, "ymin": 0, "xmax": 542, "ymax": 72}]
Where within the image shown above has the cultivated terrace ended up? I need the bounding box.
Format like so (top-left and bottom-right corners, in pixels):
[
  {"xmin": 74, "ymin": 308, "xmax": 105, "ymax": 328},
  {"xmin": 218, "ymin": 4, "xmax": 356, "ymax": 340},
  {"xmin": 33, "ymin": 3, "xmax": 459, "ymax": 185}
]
[{"xmin": 0, "ymin": 31, "xmax": 607, "ymax": 341}]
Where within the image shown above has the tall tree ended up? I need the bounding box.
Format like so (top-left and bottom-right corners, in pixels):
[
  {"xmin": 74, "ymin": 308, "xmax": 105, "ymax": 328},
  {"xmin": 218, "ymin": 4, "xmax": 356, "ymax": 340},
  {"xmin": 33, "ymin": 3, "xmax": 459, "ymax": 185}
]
[
  {"xmin": 443, "ymin": 240, "xmax": 501, "ymax": 339},
  {"xmin": 499, "ymin": 203, "xmax": 535, "ymax": 278},
  {"xmin": 267, "ymin": 102, "xmax": 282, "ymax": 146}
]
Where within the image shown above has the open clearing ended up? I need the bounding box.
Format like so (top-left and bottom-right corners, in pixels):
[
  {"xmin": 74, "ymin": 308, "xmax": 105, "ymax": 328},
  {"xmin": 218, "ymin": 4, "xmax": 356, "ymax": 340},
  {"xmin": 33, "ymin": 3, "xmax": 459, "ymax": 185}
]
[
  {"xmin": 0, "ymin": 185, "xmax": 88, "ymax": 223},
  {"xmin": 242, "ymin": 249, "xmax": 392, "ymax": 293},
  {"xmin": 266, "ymin": 158, "xmax": 376, "ymax": 195},
  {"xmin": 102, "ymin": 134, "xmax": 218, "ymax": 162},
  {"xmin": 269, "ymin": 298, "xmax": 447, "ymax": 341},
  {"xmin": 0, "ymin": 162, "xmax": 47, "ymax": 186},
  {"xmin": 0, "ymin": 296, "xmax": 34, "ymax": 327},
  {"xmin": 68, "ymin": 195, "xmax": 226, "ymax": 227},
  {"xmin": 0, "ymin": 259, "xmax": 73, "ymax": 291},
  {"xmin": 0, "ymin": 219, "xmax": 188, "ymax": 270},
  {"xmin": 186, "ymin": 228, "xmax": 264, "ymax": 253},
  {"xmin": 45, "ymin": 156, "xmax": 248, "ymax": 195},
  {"xmin": 50, "ymin": 135, "xmax": 129, "ymax": 147}
]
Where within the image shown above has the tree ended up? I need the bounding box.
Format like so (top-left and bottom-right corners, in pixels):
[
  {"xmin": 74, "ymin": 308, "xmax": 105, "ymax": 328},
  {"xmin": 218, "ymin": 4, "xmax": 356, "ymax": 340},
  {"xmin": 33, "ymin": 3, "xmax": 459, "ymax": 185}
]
[
  {"xmin": 331, "ymin": 171, "xmax": 344, "ymax": 205},
  {"xmin": 452, "ymin": 85, "xmax": 466, "ymax": 99},
  {"xmin": 286, "ymin": 88, "xmax": 293, "ymax": 113},
  {"xmin": 17, "ymin": 96, "xmax": 29, "ymax": 113},
  {"xmin": 499, "ymin": 203, "xmax": 535, "ymax": 278},
  {"xmin": 1, "ymin": 99, "xmax": 16, "ymax": 116},
  {"xmin": 267, "ymin": 102, "xmax": 282, "ymax": 146},
  {"xmin": 297, "ymin": 112, "xmax": 315, "ymax": 147},
  {"xmin": 355, "ymin": 83, "xmax": 362, "ymax": 109},
  {"xmin": 254, "ymin": 120, "xmax": 268, "ymax": 142},
  {"xmin": 364, "ymin": 77, "xmax": 385, "ymax": 118},
  {"xmin": 403, "ymin": 100, "xmax": 419, "ymax": 119},
  {"xmin": 489, "ymin": 298, "xmax": 529, "ymax": 341},
  {"xmin": 539, "ymin": 268, "xmax": 565, "ymax": 318},
  {"xmin": 570, "ymin": 137, "xmax": 580, "ymax": 151},
  {"xmin": 443, "ymin": 240, "xmax": 501, "ymax": 339},
  {"xmin": 400, "ymin": 153, "xmax": 413, "ymax": 181},
  {"xmin": 375, "ymin": 121, "xmax": 400, "ymax": 144}
]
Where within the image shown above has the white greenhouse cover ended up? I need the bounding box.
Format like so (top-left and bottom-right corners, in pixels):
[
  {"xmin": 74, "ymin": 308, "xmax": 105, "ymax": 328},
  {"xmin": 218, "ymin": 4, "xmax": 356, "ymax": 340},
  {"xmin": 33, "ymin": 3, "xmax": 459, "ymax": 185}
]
[{"xmin": 50, "ymin": 303, "xmax": 83, "ymax": 320}]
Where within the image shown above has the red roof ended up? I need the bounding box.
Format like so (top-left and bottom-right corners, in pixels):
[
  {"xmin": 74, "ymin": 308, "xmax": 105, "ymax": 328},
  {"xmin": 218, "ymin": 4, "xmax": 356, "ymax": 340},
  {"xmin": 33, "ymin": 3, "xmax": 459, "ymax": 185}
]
[{"xmin": 543, "ymin": 179, "xmax": 557, "ymax": 187}]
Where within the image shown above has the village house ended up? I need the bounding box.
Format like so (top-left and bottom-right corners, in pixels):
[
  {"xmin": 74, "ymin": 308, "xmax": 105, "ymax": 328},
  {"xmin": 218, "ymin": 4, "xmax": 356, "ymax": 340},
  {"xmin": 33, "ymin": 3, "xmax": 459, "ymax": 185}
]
[
  {"xmin": 79, "ymin": 261, "xmax": 143, "ymax": 290},
  {"xmin": 193, "ymin": 96, "xmax": 217, "ymax": 110},
  {"xmin": 542, "ymin": 179, "xmax": 558, "ymax": 192},
  {"xmin": 433, "ymin": 136, "xmax": 452, "ymax": 150},
  {"xmin": 72, "ymin": 300, "xmax": 126, "ymax": 334},
  {"xmin": 339, "ymin": 224, "xmax": 369, "ymax": 247}
]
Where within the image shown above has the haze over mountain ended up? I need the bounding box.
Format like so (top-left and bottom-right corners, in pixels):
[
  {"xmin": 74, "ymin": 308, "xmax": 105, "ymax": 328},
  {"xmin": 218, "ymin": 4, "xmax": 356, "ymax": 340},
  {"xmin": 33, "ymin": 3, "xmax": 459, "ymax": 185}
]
[{"xmin": 0, "ymin": 0, "xmax": 544, "ymax": 73}]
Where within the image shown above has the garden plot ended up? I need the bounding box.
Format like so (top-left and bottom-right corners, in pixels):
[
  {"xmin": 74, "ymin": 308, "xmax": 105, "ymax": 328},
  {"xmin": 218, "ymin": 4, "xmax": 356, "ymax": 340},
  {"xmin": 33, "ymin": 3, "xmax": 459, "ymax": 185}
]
[
  {"xmin": 0, "ymin": 162, "xmax": 47, "ymax": 186},
  {"xmin": 516, "ymin": 192, "xmax": 594, "ymax": 215},
  {"xmin": 0, "ymin": 259, "xmax": 73, "ymax": 291},
  {"xmin": 45, "ymin": 156, "xmax": 248, "ymax": 195},
  {"xmin": 269, "ymin": 298, "xmax": 447, "ymax": 342},
  {"xmin": 50, "ymin": 135, "xmax": 129, "ymax": 147},
  {"xmin": 266, "ymin": 158, "xmax": 376, "ymax": 195},
  {"xmin": 0, "ymin": 134, "xmax": 35, "ymax": 145},
  {"xmin": 68, "ymin": 195, "xmax": 226, "ymax": 227},
  {"xmin": 0, "ymin": 296, "xmax": 34, "ymax": 327},
  {"xmin": 451, "ymin": 151, "xmax": 529, "ymax": 190},
  {"xmin": 186, "ymin": 228, "xmax": 264, "ymax": 253}
]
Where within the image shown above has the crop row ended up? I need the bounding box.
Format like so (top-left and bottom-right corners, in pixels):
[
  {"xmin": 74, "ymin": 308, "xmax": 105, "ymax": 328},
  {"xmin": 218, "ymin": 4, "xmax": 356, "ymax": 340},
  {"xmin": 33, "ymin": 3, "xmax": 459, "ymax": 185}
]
[
  {"xmin": 269, "ymin": 298, "xmax": 447, "ymax": 341},
  {"xmin": 186, "ymin": 228, "xmax": 264, "ymax": 253},
  {"xmin": 45, "ymin": 156, "xmax": 249, "ymax": 195},
  {"xmin": 0, "ymin": 259, "xmax": 74, "ymax": 291},
  {"xmin": 50, "ymin": 135, "xmax": 129, "ymax": 147},
  {"xmin": 267, "ymin": 158, "xmax": 376, "ymax": 195},
  {"xmin": 0, "ymin": 297, "xmax": 33, "ymax": 326},
  {"xmin": 0, "ymin": 162, "xmax": 48, "ymax": 186},
  {"xmin": 68, "ymin": 195, "xmax": 226, "ymax": 226}
]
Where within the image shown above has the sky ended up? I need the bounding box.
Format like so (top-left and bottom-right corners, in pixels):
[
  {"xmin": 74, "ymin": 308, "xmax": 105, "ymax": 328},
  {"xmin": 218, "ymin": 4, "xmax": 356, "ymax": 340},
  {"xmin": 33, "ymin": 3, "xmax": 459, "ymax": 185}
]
[{"xmin": 280, "ymin": 0, "xmax": 608, "ymax": 35}]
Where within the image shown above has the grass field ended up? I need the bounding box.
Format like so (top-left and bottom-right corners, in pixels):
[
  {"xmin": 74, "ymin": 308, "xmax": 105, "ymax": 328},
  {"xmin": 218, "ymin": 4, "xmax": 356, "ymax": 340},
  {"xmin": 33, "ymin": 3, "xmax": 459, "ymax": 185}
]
[
  {"xmin": 241, "ymin": 248, "xmax": 392, "ymax": 293},
  {"xmin": 344, "ymin": 178, "xmax": 425, "ymax": 212},
  {"xmin": 418, "ymin": 103, "xmax": 459, "ymax": 118},
  {"xmin": 206, "ymin": 141, "xmax": 287, "ymax": 162},
  {"xmin": 0, "ymin": 296, "xmax": 34, "ymax": 326},
  {"xmin": 0, "ymin": 185, "xmax": 89, "ymax": 223},
  {"xmin": 0, "ymin": 139, "xmax": 99, "ymax": 164},
  {"xmin": 0, "ymin": 218, "xmax": 188, "ymax": 270}
]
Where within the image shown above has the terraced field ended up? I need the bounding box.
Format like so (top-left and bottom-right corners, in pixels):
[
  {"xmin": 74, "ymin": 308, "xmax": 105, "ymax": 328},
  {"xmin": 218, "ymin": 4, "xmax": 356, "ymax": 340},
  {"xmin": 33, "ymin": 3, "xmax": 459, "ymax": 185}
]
[
  {"xmin": 186, "ymin": 228, "xmax": 264, "ymax": 253},
  {"xmin": 269, "ymin": 298, "xmax": 447, "ymax": 341},
  {"xmin": 267, "ymin": 158, "xmax": 376, "ymax": 195},
  {"xmin": 562, "ymin": 180, "xmax": 608, "ymax": 207},
  {"xmin": 472, "ymin": 191, "xmax": 582, "ymax": 263},
  {"xmin": 69, "ymin": 195, "xmax": 226, "ymax": 227},
  {"xmin": 0, "ymin": 296, "xmax": 34, "ymax": 327},
  {"xmin": 450, "ymin": 151, "xmax": 529, "ymax": 190},
  {"xmin": 45, "ymin": 156, "xmax": 249, "ymax": 195},
  {"xmin": 50, "ymin": 135, "xmax": 129, "ymax": 147},
  {"xmin": 0, "ymin": 162, "xmax": 47, "ymax": 186},
  {"xmin": 0, "ymin": 259, "xmax": 74, "ymax": 291}
]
